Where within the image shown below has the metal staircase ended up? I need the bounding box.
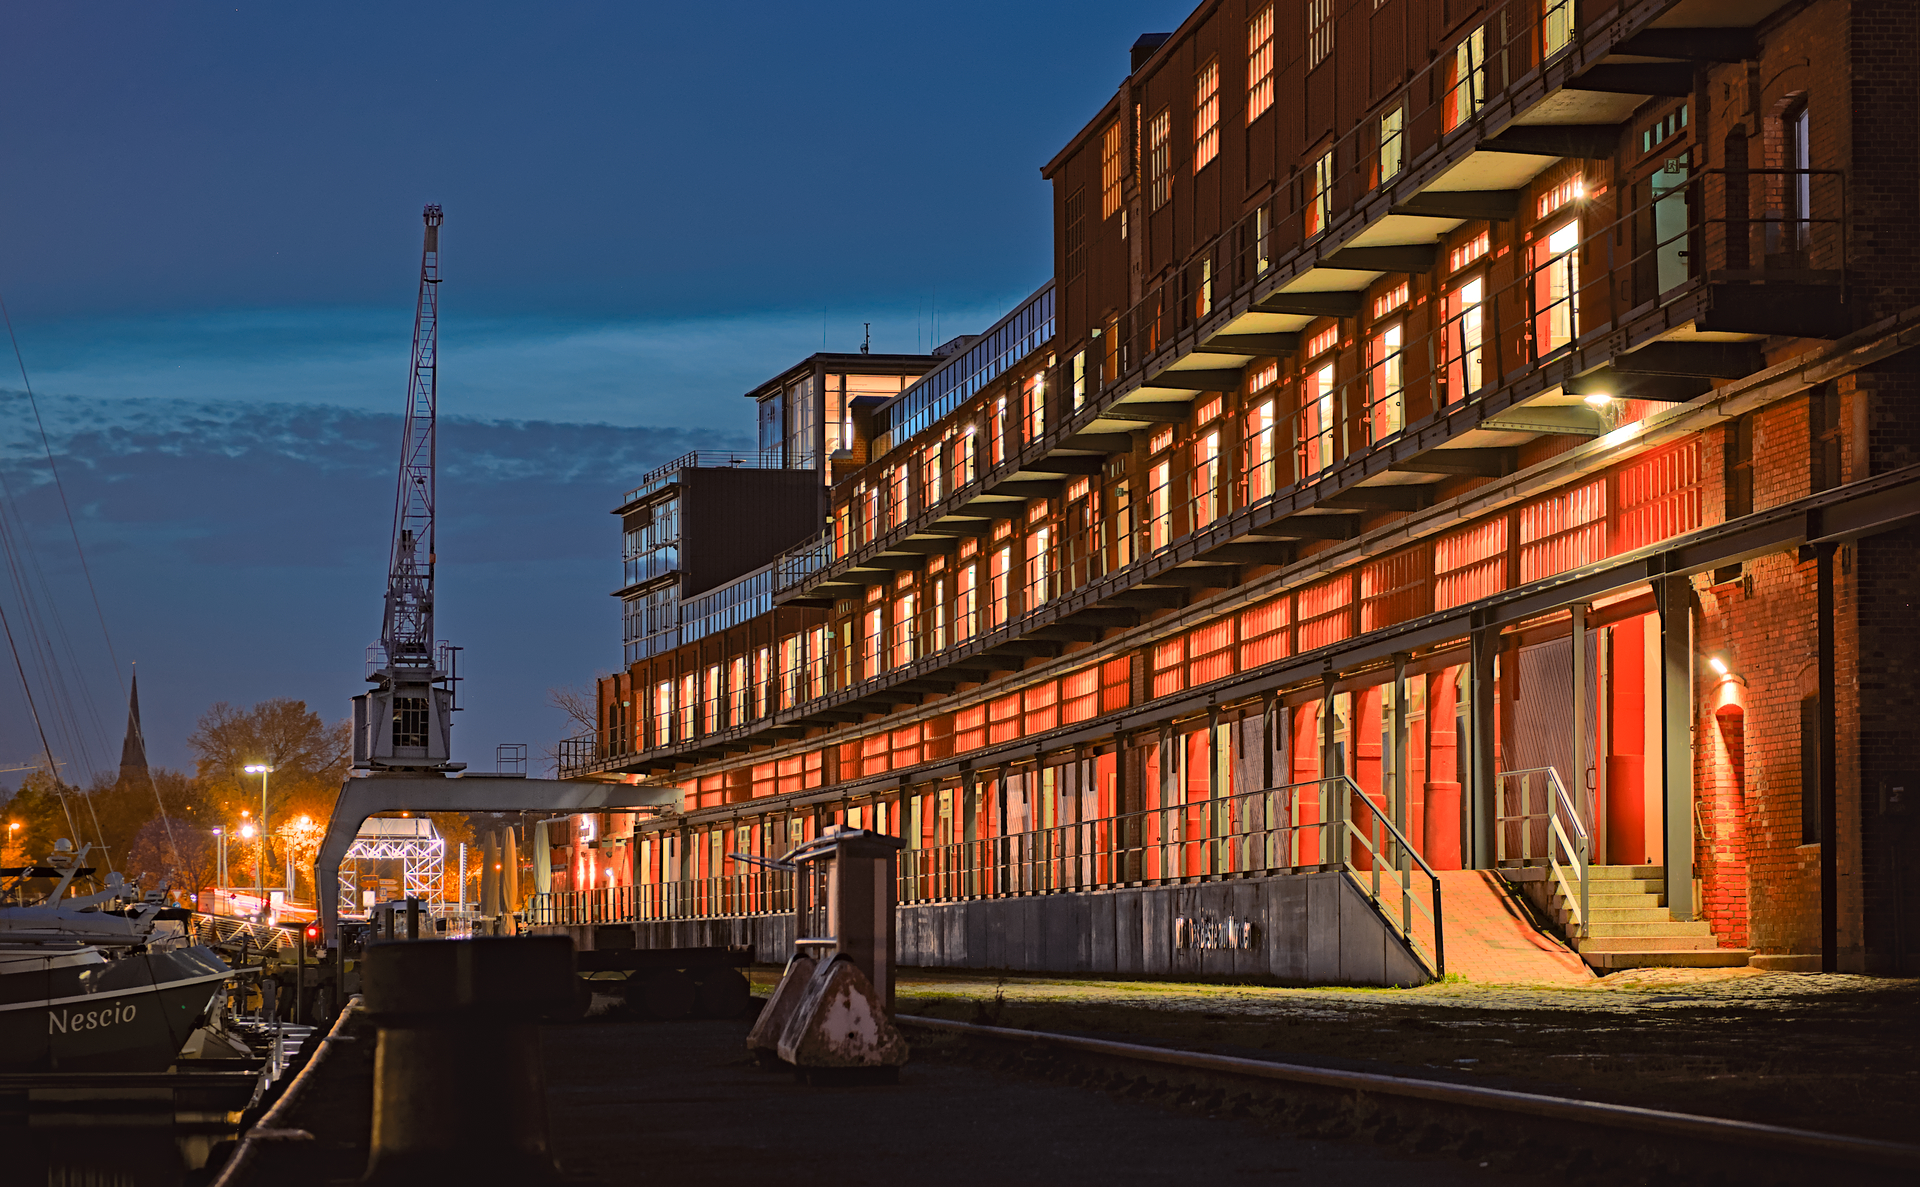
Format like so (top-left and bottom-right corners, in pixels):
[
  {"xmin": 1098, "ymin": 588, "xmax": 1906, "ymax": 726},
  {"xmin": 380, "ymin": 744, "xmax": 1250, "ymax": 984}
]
[{"xmin": 1495, "ymin": 767, "xmax": 1750, "ymax": 971}]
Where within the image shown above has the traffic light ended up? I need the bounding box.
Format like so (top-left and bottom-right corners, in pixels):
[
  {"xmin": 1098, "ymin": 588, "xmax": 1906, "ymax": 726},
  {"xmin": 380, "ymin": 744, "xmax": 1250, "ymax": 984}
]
[{"xmin": 303, "ymin": 922, "xmax": 323, "ymax": 950}]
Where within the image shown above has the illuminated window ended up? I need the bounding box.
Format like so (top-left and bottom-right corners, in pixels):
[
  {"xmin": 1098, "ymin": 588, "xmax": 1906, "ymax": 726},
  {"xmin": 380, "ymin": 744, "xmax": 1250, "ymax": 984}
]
[
  {"xmin": 889, "ymin": 465, "xmax": 909, "ymax": 528},
  {"xmin": 859, "ymin": 483, "xmax": 878, "ymax": 544},
  {"xmin": 1148, "ymin": 108, "xmax": 1171, "ymax": 211},
  {"xmin": 678, "ymin": 672, "xmax": 695, "ymax": 740},
  {"xmin": 1532, "ymin": 221, "xmax": 1581, "ymax": 355},
  {"xmin": 1193, "ymin": 59, "xmax": 1220, "ymax": 171},
  {"xmin": 1369, "ymin": 325, "xmax": 1404, "ymax": 441},
  {"xmin": 892, "ymin": 594, "xmax": 916, "ymax": 669},
  {"xmin": 863, "ymin": 608, "xmax": 883, "ymax": 679},
  {"xmin": 990, "ymin": 547, "xmax": 1012, "ymax": 627},
  {"xmin": 1444, "ymin": 277, "xmax": 1486, "ymax": 402},
  {"xmin": 1191, "ymin": 431, "xmax": 1221, "ymax": 527},
  {"xmin": 1024, "ymin": 371, "xmax": 1047, "ymax": 440},
  {"xmin": 1105, "ymin": 478, "xmax": 1128, "ymax": 564},
  {"xmin": 956, "ymin": 563, "xmax": 978, "ymax": 640},
  {"xmin": 1244, "ymin": 400, "xmax": 1277, "ymax": 502},
  {"xmin": 991, "ymin": 397, "xmax": 1007, "ymax": 465},
  {"xmin": 779, "ymin": 637, "xmax": 801, "ymax": 710},
  {"xmin": 1148, "ymin": 460, "xmax": 1173, "ymax": 550},
  {"xmin": 953, "ymin": 428, "xmax": 977, "ymax": 487},
  {"xmin": 753, "ymin": 646, "xmax": 770, "ymax": 717},
  {"xmin": 1371, "ymin": 282, "xmax": 1409, "ymax": 319},
  {"xmin": 1307, "ymin": 0, "xmax": 1333, "ymax": 70},
  {"xmin": 654, "ymin": 680, "xmax": 672, "ymax": 745},
  {"xmin": 1445, "ymin": 26, "xmax": 1486, "ymax": 131},
  {"xmin": 1299, "ymin": 363, "xmax": 1336, "ymax": 477},
  {"xmin": 1100, "ymin": 119, "xmax": 1124, "ymax": 220},
  {"xmin": 705, "ymin": 663, "xmax": 721, "ymax": 731},
  {"xmin": 922, "ymin": 444, "xmax": 944, "ymax": 507},
  {"xmin": 1247, "ymin": 4, "xmax": 1274, "ymax": 123},
  {"xmin": 1026, "ymin": 525, "xmax": 1054, "ymax": 607},
  {"xmin": 1544, "ymin": 0, "xmax": 1574, "ymax": 57},
  {"xmin": 1380, "ymin": 107, "xmax": 1404, "ymax": 183},
  {"xmin": 1071, "ymin": 351, "xmax": 1087, "ymax": 409},
  {"xmin": 1307, "ymin": 149, "xmax": 1334, "ymax": 237},
  {"xmin": 807, "ymin": 625, "xmax": 830, "ymax": 699},
  {"xmin": 931, "ymin": 578, "xmax": 947, "ymax": 651},
  {"xmin": 728, "ymin": 656, "xmax": 748, "ymax": 725}
]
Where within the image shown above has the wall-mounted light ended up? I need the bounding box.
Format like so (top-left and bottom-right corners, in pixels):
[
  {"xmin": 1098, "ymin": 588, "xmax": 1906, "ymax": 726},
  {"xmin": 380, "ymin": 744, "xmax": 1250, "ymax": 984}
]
[
  {"xmin": 1583, "ymin": 391, "xmax": 1614, "ymax": 409},
  {"xmin": 1709, "ymin": 656, "xmax": 1730, "ymax": 676}
]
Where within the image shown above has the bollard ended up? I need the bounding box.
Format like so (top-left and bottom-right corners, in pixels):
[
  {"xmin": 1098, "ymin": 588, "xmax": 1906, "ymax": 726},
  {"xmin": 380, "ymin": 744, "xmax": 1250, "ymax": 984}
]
[
  {"xmin": 359, "ymin": 936, "xmax": 574, "ymax": 1183},
  {"xmin": 405, "ymin": 897, "xmax": 420, "ymax": 940}
]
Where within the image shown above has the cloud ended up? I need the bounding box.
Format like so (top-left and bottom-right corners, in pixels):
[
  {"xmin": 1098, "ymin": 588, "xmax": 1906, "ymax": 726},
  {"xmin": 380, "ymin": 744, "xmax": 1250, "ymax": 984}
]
[
  {"xmin": 0, "ymin": 390, "xmax": 743, "ymax": 781},
  {"xmin": 15, "ymin": 298, "xmax": 1030, "ymax": 431}
]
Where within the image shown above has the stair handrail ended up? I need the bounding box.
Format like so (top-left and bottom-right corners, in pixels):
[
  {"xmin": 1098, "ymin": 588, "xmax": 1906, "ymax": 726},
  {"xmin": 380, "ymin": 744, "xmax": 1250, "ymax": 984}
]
[
  {"xmin": 1326, "ymin": 776, "xmax": 1445, "ymax": 978},
  {"xmin": 1499, "ymin": 766, "xmax": 1590, "ymax": 940}
]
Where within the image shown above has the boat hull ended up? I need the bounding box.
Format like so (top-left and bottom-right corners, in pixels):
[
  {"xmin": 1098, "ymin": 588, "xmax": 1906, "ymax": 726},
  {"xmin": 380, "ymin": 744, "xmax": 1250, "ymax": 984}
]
[{"xmin": 0, "ymin": 945, "xmax": 231, "ymax": 1073}]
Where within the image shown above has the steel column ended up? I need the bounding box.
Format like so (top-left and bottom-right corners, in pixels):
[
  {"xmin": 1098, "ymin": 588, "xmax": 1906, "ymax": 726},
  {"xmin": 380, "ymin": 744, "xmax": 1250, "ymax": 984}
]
[
  {"xmin": 1816, "ymin": 541, "xmax": 1839, "ymax": 970},
  {"xmin": 1657, "ymin": 573, "xmax": 1695, "ymax": 921},
  {"xmin": 1469, "ymin": 623, "xmax": 1497, "ymax": 869}
]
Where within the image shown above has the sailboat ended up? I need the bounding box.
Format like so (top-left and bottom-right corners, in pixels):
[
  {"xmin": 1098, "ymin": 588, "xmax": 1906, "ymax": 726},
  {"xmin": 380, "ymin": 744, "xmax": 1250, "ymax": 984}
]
[{"xmin": 0, "ymin": 838, "xmax": 232, "ymax": 1073}]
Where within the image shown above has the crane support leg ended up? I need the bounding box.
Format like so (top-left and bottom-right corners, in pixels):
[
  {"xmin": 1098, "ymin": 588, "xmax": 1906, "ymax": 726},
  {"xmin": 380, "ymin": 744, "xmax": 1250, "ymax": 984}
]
[{"xmin": 317, "ymin": 776, "xmax": 678, "ymax": 945}]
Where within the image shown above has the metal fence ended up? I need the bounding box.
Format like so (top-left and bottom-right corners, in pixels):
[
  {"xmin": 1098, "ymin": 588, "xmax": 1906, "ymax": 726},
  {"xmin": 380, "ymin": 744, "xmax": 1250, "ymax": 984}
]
[{"xmin": 527, "ymin": 776, "xmax": 1442, "ymax": 974}]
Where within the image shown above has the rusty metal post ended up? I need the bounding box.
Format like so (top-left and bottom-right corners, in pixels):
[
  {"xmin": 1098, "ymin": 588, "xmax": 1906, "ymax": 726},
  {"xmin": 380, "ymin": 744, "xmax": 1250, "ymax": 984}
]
[{"xmin": 360, "ymin": 936, "xmax": 574, "ymax": 1183}]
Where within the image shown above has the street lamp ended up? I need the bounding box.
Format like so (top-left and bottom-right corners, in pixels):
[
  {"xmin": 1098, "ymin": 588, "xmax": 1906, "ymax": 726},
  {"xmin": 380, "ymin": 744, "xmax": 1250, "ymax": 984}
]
[
  {"xmin": 244, "ymin": 764, "xmax": 274, "ymax": 919},
  {"xmin": 212, "ymin": 827, "xmax": 226, "ymax": 892}
]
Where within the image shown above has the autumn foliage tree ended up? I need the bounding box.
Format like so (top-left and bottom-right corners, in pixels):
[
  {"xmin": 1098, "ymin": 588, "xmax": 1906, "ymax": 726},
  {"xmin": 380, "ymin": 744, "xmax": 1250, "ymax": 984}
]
[{"xmin": 187, "ymin": 698, "xmax": 348, "ymax": 878}]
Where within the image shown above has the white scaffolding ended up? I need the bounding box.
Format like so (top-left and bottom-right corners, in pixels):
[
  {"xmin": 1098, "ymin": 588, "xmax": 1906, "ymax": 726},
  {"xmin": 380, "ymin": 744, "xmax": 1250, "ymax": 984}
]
[{"xmin": 337, "ymin": 815, "xmax": 445, "ymax": 914}]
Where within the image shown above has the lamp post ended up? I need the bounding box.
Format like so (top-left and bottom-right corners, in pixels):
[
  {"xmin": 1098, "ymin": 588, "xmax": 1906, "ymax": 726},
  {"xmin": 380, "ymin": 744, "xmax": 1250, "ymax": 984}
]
[
  {"xmin": 213, "ymin": 827, "xmax": 226, "ymax": 892},
  {"xmin": 244, "ymin": 763, "xmax": 274, "ymax": 920}
]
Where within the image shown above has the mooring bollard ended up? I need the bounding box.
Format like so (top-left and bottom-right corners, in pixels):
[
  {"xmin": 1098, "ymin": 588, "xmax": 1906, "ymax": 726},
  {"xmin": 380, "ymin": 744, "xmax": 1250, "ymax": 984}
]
[{"xmin": 360, "ymin": 936, "xmax": 574, "ymax": 1183}]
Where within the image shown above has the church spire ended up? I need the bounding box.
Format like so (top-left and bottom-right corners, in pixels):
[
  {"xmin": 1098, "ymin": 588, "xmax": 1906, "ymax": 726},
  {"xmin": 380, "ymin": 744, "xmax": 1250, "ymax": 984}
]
[{"xmin": 118, "ymin": 668, "xmax": 148, "ymax": 780}]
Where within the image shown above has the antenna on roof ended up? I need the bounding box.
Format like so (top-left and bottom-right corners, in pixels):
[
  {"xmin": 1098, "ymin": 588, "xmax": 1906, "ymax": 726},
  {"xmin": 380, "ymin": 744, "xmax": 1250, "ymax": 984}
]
[{"xmin": 862, "ymin": 323, "xmax": 871, "ymax": 355}]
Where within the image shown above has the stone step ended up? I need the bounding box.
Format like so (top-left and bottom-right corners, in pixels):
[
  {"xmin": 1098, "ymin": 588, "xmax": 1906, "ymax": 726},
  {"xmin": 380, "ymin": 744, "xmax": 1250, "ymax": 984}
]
[
  {"xmin": 1588, "ymin": 865, "xmax": 1665, "ymax": 880},
  {"xmin": 1586, "ymin": 919, "xmax": 1714, "ymax": 938},
  {"xmin": 1580, "ymin": 907, "xmax": 1674, "ymax": 923},
  {"xmin": 1552, "ymin": 891, "xmax": 1666, "ymax": 910},
  {"xmin": 1578, "ymin": 934, "xmax": 1721, "ymax": 952},
  {"xmin": 1584, "ymin": 949, "xmax": 1753, "ymax": 970}
]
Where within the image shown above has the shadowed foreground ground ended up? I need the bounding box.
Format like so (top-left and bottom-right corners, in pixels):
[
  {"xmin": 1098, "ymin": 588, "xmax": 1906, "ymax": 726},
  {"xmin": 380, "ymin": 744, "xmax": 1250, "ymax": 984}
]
[
  {"xmin": 541, "ymin": 1018, "xmax": 1537, "ymax": 1186},
  {"xmin": 861, "ymin": 966, "xmax": 1920, "ymax": 1144}
]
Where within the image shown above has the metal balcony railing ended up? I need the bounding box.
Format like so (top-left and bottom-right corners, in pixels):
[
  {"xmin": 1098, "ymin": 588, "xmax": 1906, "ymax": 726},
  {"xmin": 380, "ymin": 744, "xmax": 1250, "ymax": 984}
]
[
  {"xmin": 622, "ymin": 449, "xmax": 787, "ymax": 506},
  {"xmin": 527, "ymin": 777, "xmax": 1443, "ymax": 976}
]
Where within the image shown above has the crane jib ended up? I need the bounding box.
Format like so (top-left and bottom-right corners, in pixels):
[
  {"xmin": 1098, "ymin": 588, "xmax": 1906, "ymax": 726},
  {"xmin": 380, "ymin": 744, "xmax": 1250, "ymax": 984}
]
[{"xmin": 353, "ymin": 204, "xmax": 462, "ymax": 774}]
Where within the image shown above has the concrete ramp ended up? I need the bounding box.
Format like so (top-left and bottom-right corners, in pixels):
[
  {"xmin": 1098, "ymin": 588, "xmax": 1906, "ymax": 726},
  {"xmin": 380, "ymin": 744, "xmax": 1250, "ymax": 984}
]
[{"xmin": 1431, "ymin": 870, "xmax": 1592, "ymax": 985}]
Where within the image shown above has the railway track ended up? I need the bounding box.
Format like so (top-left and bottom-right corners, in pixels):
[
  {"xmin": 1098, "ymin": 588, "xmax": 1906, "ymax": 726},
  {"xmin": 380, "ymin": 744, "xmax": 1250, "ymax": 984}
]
[{"xmin": 897, "ymin": 1014, "xmax": 1920, "ymax": 1176}]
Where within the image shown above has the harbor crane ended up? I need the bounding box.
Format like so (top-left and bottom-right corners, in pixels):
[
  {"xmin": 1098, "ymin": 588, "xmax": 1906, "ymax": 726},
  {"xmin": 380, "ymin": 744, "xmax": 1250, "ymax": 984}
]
[
  {"xmin": 317, "ymin": 204, "xmax": 674, "ymax": 949},
  {"xmin": 352, "ymin": 204, "xmax": 463, "ymax": 773}
]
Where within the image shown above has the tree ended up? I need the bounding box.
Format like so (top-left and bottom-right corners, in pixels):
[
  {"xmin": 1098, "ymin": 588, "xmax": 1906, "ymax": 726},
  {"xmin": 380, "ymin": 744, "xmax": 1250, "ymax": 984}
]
[
  {"xmin": 274, "ymin": 814, "xmax": 327, "ymax": 902},
  {"xmin": 188, "ymin": 699, "xmax": 350, "ymax": 881},
  {"xmin": 541, "ymin": 681, "xmax": 603, "ymax": 775},
  {"xmin": 2, "ymin": 767, "xmax": 82, "ymax": 865},
  {"xmin": 125, "ymin": 817, "xmax": 215, "ymax": 901},
  {"xmin": 188, "ymin": 699, "xmax": 349, "ymax": 788}
]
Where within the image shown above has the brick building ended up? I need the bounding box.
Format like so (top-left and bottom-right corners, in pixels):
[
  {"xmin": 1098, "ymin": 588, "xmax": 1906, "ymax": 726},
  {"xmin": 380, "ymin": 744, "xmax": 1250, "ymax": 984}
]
[{"xmin": 543, "ymin": 0, "xmax": 1920, "ymax": 981}]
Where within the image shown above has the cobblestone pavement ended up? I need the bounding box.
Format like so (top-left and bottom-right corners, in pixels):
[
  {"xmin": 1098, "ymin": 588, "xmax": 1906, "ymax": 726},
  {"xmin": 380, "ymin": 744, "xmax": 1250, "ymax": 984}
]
[
  {"xmin": 870, "ymin": 964, "xmax": 1913, "ymax": 1017},
  {"xmin": 845, "ymin": 967, "xmax": 1920, "ymax": 1143}
]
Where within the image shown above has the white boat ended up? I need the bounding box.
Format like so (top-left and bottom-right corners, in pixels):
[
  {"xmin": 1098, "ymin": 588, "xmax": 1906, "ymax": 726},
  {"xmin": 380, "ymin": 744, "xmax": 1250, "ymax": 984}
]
[{"xmin": 0, "ymin": 841, "xmax": 232, "ymax": 1073}]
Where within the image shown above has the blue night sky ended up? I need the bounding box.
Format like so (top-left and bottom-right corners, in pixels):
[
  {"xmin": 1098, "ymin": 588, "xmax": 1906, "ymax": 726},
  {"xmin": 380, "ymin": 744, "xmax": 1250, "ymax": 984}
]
[{"xmin": 0, "ymin": 1, "xmax": 1184, "ymax": 779}]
